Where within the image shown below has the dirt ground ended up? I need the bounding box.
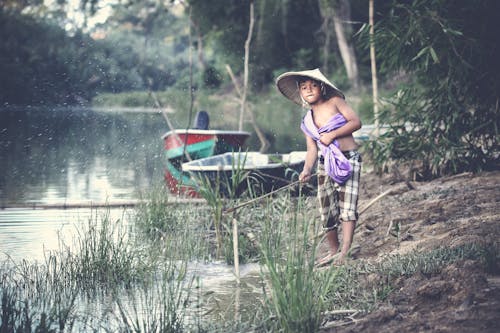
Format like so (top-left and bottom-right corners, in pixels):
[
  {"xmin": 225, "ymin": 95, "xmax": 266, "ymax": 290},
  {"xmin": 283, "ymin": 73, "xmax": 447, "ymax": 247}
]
[{"xmin": 320, "ymin": 169, "xmax": 500, "ymax": 332}]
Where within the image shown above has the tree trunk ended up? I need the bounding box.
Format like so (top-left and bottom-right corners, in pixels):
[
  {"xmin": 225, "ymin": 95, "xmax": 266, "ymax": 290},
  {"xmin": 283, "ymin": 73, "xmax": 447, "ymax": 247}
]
[
  {"xmin": 322, "ymin": 13, "xmax": 332, "ymax": 73},
  {"xmin": 190, "ymin": 19, "xmax": 206, "ymax": 71},
  {"xmin": 332, "ymin": 0, "xmax": 359, "ymax": 90},
  {"xmin": 228, "ymin": 2, "xmax": 270, "ymax": 152}
]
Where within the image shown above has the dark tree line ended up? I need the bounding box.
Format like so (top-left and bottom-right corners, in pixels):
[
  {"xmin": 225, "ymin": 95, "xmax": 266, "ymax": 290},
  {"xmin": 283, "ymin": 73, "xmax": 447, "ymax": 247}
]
[
  {"xmin": 0, "ymin": 0, "xmax": 385, "ymax": 106},
  {"xmin": 0, "ymin": 8, "xmax": 186, "ymax": 106}
]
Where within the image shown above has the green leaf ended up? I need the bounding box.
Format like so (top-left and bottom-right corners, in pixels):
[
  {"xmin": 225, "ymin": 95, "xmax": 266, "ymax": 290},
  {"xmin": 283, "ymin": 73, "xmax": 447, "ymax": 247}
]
[
  {"xmin": 429, "ymin": 47, "xmax": 439, "ymax": 63},
  {"xmin": 443, "ymin": 28, "xmax": 463, "ymax": 36},
  {"xmin": 411, "ymin": 46, "xmax": 429, "ymax": 62}
]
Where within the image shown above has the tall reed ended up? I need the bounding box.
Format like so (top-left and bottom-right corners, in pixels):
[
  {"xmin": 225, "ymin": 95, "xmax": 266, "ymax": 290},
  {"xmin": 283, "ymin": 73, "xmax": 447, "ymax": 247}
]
[
  {"xmin": 0, "ymin": 205, "xmax": 201, "ymax": 332},
  {"xmin": 1, "ymin": 255, "xmax": 79, "ymax": 332},
  {"xmin": 135, "ymin": 185, "xmax": 182, "ymax": 238},
  {"xmin": 62, "ymin": 208, "xmax": 147, "ymax": 287},
  {"xmin": 257, "ymin": 193, "xmax": 340, "ymax": 332},
  {"xmin": 114, "ymin": 260, "xmax": 196, "ymax": 333},
  {"xmin": 191, "ymin": 152, "xmax": 250, "ymax": 261}
]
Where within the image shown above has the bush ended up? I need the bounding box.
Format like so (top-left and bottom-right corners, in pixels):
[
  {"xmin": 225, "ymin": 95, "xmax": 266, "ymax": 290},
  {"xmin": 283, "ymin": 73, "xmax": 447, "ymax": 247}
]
[{"xmin": 363, "ymin": 0, "xmax": 500, "ymax": 179}]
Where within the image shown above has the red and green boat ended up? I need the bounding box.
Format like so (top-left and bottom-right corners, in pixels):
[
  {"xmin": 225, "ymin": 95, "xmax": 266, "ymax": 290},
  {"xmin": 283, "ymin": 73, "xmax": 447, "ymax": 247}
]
[{"xmin": 162, "ymin": 128, "xmax": 250, "ymax": 196}]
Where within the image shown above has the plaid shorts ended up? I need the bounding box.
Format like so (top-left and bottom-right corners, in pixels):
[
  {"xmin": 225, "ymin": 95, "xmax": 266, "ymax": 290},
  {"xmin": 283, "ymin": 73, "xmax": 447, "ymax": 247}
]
[{"xmin": 317, "ymin": 151, "xmax": 362, "ymax": 231}]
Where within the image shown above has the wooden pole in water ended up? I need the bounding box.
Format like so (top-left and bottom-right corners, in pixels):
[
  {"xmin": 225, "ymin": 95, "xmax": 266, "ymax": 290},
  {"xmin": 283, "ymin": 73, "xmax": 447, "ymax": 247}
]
[
  {"xmin": 0, "ymin": 198, "xmax": 205, "ymax": 210},
  {"xmin": 232, "ymin": 217, "xmax": 240, "ymax": 284}
]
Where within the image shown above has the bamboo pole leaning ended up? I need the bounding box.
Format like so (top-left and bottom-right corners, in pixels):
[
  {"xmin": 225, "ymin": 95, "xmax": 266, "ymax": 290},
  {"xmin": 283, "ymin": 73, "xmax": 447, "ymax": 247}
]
[{"xmin": 369, "ymin": 0, "xmax": 380, "ymax": 136}]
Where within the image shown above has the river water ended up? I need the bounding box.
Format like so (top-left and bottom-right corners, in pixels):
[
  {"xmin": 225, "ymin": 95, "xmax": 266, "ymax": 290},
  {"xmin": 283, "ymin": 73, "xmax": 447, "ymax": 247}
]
[
  {"xmin": 0, "ymin": 107, "xmax": 167, "ymax": 262},
  {"xmin": 0, "ymin": 107, "xmax": 263, "ymax": 319},
  {"xmin": 0, "ymin": 107, "xmax": 265, "ymax": 328}
]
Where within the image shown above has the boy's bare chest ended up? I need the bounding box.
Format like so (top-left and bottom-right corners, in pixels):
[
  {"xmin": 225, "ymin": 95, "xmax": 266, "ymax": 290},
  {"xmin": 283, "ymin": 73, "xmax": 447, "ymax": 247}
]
[{"xmin": 312, "ymin": 108, "xmax": 339, "ymax": 128}]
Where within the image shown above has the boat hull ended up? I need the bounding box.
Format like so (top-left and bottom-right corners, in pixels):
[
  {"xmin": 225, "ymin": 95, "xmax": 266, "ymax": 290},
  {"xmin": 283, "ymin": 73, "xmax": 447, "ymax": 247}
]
[
  {"xmin": 162, "ymin": 129, "xmax": 250, "ymax": 197},
  {"xmin": 182, "ymin": 152, "xmax": 312, "ymax": 197}
]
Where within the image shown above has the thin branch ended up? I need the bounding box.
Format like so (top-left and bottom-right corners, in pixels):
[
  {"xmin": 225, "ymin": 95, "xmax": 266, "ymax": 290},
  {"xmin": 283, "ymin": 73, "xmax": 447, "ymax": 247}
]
[
  {"xmin": 240, "ymin": 1, "xmax": 255, "ymax": 131},
  {"xmin": 182, "ymin": 6, "xmax": 195, "ymax": 161},
  {"xmin": 150, "ymin": 90, "xmax": 192, "ymax": 162}
]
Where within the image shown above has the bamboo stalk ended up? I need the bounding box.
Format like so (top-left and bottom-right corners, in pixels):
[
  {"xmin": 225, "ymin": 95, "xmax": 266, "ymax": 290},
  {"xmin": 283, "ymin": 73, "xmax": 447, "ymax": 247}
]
[
  {"xmin": 369, "ymin": 0, "xmax": 380, "ymax": 136},
  {"xmin": 183, "ymin": 6, "xmax": 195, "ymax": 161}
]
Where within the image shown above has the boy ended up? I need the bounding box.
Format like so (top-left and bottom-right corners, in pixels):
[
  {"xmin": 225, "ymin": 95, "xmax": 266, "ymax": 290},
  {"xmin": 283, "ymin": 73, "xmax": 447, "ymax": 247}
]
[{"xmin": 276, "ymin": 68, "xmax": 362, "ymax": 266}]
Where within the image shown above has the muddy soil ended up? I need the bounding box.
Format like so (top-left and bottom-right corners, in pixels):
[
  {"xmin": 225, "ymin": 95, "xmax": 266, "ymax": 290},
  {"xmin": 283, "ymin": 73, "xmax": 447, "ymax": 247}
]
[{"xmin": 320, "ymin": 169, "xmax": 500, "ymax": 332}]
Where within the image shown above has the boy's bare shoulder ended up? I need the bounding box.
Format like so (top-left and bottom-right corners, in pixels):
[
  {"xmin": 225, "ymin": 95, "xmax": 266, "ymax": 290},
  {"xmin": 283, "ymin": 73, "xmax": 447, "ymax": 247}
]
[
  {"xmin": 329, "ymin": 95, "xmax": 346, "ymax": 105},
  {"xmin": 324, "ymin": 95, "xmax": 344, "ymax": 113}
]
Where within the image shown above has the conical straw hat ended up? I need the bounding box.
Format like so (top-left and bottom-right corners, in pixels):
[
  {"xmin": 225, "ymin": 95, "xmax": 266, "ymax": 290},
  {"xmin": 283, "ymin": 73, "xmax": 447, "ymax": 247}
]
[{"xmin": 275, "ymin": 68, "xmax": 344, "ymax": 106}]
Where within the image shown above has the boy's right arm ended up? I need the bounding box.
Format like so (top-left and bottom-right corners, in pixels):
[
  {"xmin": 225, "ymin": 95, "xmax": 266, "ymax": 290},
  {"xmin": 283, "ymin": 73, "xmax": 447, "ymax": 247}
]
[{"xmin": 299, "ymin": 135, "xmax": 317, "ymax": 182}]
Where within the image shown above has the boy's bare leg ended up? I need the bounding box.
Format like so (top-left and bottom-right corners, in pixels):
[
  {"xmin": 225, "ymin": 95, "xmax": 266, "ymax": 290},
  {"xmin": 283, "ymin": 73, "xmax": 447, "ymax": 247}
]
[
  {"xmin": 336, "ymin": 220, "xmax": 356, "ymax": 264},
  {"xmin": 325, "ymin": 229, "xmax": 340, "ymax": 255},
  {"xmin": 316, "ymin": 229, "xmax": 340, "ymax": 266}
]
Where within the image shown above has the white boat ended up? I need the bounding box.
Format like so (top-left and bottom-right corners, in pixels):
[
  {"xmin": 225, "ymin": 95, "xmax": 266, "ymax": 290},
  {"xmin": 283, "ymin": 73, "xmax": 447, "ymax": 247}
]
[{"xmin": 182, "ymin": 151, "xmax": 310, "ymax": 197}]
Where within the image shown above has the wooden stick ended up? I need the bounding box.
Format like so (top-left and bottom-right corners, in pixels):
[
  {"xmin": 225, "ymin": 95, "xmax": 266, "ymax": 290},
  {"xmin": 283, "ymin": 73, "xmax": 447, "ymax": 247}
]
[
  {"xmin": 240, "ymin": 1, "xmax": 255, "ymax": 131},
  {"xmin": 183, "ymin": 6, "xmax": 195, "ymax": 162},
  {"xmin": 322, "ymin": 309, "xmax": 360, "ymax": 316},
  {"xmin": 233, "ymin": 217, "xmax": 240, "ymax": 284},
  {"xmin": 1, "ymin": 198, "xmax": 206, "ymax": 210},
  {"xmin": 222, "ymin": 175, "xmax": 316, "ymax": 214},
  {"xmin": 312, "ymin": 183, "xmax": 412, "ymax": 241},
  {"xmin": 358, "ymin": 186, "xmax": 398, "ymax": 217}
]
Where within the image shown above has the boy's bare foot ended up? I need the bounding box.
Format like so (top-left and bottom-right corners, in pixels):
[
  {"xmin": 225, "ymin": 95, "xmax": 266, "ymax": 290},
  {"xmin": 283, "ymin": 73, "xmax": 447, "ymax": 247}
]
[
  {"xmin": 333, "ymin": 251, "xmax": 356, "ymax": 266},
  {"xmin": 315, "ymin": 252, "xmax": 340, "ymax": 267},
  {"xmin": 333, "ymin": 254, "xmax": 346, "ymax": 266}
]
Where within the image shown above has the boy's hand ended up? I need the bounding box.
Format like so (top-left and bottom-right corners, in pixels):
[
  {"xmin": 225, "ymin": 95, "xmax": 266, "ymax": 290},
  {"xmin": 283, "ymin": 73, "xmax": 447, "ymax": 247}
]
[
  {"xmin": 319, "ymin": 131, "xmax": 336, "ymax": 146},
  {"xmin": 299, "ymin": 170, "xmax": 311, "ymax": 183}
]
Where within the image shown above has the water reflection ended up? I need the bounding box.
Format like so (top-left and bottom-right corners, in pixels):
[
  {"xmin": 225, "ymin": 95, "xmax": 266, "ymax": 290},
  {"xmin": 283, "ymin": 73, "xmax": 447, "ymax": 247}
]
[
  {"xmin": 0, "ymin": 207, "xmax": 133, "ymax": 263},
  {"xmin": 0, "ymin": 107, "xmax": 166, "ymax": 260},
  {"xmin": 0, "ymin": 107, "xmax": 166, "ymax": 205},
  {"xmin": 0, "ymin": 107, "xmax": 265, "ymax": 327}
]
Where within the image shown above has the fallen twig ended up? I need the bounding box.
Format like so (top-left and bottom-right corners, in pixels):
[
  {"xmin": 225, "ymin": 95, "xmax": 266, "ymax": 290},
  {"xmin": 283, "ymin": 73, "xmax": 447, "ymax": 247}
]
[
  {"xmin": 322, "ymin": 309, "xmax": 360, "ymax": 316},
  {"xmin": 313, "ymin": 182, "xmax": 414, "ymax": 241}
]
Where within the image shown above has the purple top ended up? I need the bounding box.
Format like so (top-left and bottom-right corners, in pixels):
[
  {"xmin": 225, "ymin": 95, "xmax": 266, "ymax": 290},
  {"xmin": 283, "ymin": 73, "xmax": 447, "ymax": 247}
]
[{"xmin": 300, "ymin": 110, "xmax": 352, "ymax": 184}]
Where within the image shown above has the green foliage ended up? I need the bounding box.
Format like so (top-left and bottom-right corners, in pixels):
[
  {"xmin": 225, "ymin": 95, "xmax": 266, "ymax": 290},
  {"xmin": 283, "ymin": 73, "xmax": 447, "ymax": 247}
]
[
  {"xmin": 66, "ymin": 209, "xmax": 148, "ymax": 287},
  {"xmin": 189, "ymin": 0, "xmax": 324, "ymax": 88},
  {"xmin": 202, "ymin": 65, "xmax": 223, "ymax": 89},
  {"xmin": 194, "ymin": 173, "xmax": 226, "ymax": 258},
  {"xmin": 370, "ymin": 243, "xmax": 498, "ymax": 277},
  {"xmin": 191, "ymin": 152, "xmax": 250, "ymax": 262},
  {"xmin": 363, "ymin": 0, "xmax": 500, "ymax": 178},
  {"xmin": 135, "ymin": 186, "xmax": 184, "ymax": 238},
  {"xmin": 258, "ymin": 193, "xmax": 338, "ymax": 332},
  {"xmin": 115, "ymin": 263, "xmax": 194, "ymax": 333},
  {"xmin": 0, "ymin": 8, "xmax": 187, "ymax": 106}
]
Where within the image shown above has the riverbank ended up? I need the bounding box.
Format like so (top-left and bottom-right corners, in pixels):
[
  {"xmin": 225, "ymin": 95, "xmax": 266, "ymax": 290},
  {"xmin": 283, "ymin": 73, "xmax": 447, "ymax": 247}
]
[
  {"xmin": 319, "ymin": 169, "xmax": 500, "ymax": 332},
  {"xmin": 1, "ymin": 167, "xmax": 498, "ymax": 332}
]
